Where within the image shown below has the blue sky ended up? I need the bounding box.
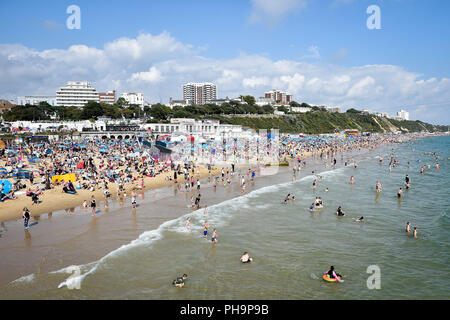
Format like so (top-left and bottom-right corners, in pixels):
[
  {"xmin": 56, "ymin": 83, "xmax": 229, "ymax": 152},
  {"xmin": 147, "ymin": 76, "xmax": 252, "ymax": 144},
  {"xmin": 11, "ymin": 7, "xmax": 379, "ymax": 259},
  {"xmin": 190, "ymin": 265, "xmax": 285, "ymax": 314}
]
[{"xmin": 0, "ymin": 0, "xmax": 449, "ymax": 124}]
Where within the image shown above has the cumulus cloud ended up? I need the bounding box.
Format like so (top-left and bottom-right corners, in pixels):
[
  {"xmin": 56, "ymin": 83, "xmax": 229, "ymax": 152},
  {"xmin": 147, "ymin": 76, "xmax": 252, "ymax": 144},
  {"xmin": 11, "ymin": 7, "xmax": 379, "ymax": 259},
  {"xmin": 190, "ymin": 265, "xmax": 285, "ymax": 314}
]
[
  {"xmin": 128, "ymin": 67, "xmax": 163, "ymax": 83},
  {"xmin": 0, "ymin": 32, "xmax": 449, "ymax": 124}
]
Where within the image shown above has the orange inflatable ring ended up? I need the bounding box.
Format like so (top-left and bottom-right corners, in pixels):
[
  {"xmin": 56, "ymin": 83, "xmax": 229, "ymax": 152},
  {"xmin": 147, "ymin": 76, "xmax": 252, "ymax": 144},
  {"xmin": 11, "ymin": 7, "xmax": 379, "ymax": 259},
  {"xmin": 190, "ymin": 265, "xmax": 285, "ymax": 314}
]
[{"xmin": 322, "ymin": 274, "xmax": 341, "ymax": 282}]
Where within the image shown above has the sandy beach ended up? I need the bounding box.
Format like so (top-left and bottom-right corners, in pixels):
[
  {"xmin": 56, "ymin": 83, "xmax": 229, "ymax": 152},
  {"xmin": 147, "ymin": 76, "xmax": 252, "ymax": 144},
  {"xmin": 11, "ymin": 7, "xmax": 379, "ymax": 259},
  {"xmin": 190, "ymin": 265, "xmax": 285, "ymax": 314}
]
[{"xmin": 0, "ymin": 166, "xmax": 220, "ymax": 222}]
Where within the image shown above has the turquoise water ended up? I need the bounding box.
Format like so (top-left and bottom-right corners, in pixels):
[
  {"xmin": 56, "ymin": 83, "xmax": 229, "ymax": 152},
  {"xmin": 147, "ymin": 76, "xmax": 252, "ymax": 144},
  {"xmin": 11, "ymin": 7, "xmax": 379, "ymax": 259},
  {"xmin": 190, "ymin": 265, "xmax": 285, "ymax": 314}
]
[{"xmin": 3, "ymin": 136, "xmax": 449, "ymax": 299}]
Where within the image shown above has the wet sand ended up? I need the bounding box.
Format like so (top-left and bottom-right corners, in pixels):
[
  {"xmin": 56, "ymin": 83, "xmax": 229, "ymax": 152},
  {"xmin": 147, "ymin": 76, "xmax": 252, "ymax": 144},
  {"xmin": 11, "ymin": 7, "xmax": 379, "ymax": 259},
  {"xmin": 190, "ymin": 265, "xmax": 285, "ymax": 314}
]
[{"xmin": 0, "ymin": 162, "xmax": 305, "ymax": 286}]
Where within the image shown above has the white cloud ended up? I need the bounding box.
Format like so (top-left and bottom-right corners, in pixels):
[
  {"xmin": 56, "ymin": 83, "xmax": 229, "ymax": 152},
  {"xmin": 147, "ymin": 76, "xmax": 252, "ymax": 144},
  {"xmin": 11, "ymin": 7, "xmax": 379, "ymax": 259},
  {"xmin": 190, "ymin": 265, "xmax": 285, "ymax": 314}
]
[
  {"xmin": 243, "ymin": 76, "xmax": 271, "ymax": 88},
  {"xmin": 249, "ymin": 0, "xmax": 308, "ymax": 25},
  {"xmin": 0, "ymin": 32, "xmax": 449, "ymax": 124},
  {"xmin": 301, "ymin": 45, "xmax": 321, "ymax": 60}
]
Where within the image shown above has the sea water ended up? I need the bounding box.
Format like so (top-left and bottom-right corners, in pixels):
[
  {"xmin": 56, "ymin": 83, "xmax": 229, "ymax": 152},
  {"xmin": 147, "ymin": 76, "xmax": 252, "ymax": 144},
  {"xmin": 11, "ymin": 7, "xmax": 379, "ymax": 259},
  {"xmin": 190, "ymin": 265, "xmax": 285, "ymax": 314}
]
[{"xmin": 2, "ymin": 135, "xmax": 449, "ymax": 299}]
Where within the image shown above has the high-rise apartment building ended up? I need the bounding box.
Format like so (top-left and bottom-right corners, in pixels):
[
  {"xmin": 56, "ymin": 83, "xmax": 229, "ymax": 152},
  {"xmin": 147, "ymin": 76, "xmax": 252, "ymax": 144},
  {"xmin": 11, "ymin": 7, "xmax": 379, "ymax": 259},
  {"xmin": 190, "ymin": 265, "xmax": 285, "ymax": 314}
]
[
  {"xmin": 264, "ymin": 89, "xmax": 292, "ymax": 104},
  {"xmin": 56, "ymin": 81, "xmax": 99, "ymax": 107},
  {"xmin": 183, "ymin": 82, "xmax": 217, "ymax": 105}
]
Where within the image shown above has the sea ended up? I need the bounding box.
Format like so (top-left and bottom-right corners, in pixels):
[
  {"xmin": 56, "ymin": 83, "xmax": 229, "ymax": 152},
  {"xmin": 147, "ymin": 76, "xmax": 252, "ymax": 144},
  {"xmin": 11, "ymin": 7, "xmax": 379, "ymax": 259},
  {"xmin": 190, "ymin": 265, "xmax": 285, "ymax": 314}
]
[{"xmin": 1, "ymin": 135, "xmax": 449, "ymax": 299}]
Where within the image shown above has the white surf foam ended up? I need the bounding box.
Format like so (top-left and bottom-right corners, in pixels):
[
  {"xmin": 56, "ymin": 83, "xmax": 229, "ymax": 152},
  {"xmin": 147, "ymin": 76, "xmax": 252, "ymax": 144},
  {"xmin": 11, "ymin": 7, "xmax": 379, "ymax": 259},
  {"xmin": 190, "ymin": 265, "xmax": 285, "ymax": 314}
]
[{"xmin": 53, "ymin": 164, "xmax": 346, "ymax": 288}]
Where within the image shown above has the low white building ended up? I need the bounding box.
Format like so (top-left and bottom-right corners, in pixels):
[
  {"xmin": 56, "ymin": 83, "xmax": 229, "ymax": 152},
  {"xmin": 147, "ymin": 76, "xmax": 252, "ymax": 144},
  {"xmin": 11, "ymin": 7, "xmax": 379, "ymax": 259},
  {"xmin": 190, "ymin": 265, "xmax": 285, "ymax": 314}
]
[
  {"xmin": 143, "ymin": 118, "xmax": 244, "ymax": 138},
  {"xmin": 122, "ymin": 92, "xmax": 145, "ymax": 109},
  {"xmin": 289, "ymin": 106, "xmax": 310, "ymax": 113},
  {"xmin": 396, "ymin": 109, "xmax": 410, "ymax": 120}
]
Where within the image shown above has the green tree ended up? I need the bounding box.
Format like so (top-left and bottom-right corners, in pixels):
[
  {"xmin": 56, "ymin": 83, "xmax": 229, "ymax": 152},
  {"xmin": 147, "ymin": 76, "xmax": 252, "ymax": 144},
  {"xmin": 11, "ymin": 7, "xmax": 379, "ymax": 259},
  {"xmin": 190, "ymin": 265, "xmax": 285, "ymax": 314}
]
[
  {"xmin": 239, "ymin": 95, "xmax": 255, "ymax": 106},
  {"xmin": 80, "ymin": 101, "xmax": 103, "ymax": 120},
  {"xmin": 150, "ymin": 104, "xmax": 172, "ymax": 120}
]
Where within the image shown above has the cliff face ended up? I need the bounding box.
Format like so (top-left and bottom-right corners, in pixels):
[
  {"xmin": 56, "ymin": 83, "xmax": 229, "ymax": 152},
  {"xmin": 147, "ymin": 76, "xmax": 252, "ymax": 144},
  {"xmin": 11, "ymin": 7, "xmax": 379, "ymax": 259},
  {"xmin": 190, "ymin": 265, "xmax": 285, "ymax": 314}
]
[{"xmin": 214, "ymin": 112, "xmax": 447, "ymax": 134}]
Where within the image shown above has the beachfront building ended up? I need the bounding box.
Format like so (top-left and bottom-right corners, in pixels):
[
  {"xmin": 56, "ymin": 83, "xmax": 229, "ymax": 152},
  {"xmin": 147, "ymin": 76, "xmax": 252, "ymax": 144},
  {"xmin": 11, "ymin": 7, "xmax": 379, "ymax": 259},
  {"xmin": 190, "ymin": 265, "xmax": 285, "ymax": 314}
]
[
  {"xmin": 122, "ymin": 92, "xmax": 144, "ymax": 109},
  {"xmin": 56, "ymin": 81, "xmax": 99, "ymax": 107},
  {"xmin": 264, "ymin": 89, "xmax": 292, "ymax": 104},
  {"xmin": 397, "ymin": 109, "xmax": 410, "ymax": 120},
  {"xmin": 98, "ymin": 91, "xmax": 116, "ymax": 105},
  {"xmin": 17, "ymin": 96, "xmax": 57, "ymax": 106},
  {"xmin": 144, "ymin": 118, "xmax": 244, "ymax": 138},
  {"xmin": 183, "ymin": 82, "xmax": 217, "ymax": 105}
]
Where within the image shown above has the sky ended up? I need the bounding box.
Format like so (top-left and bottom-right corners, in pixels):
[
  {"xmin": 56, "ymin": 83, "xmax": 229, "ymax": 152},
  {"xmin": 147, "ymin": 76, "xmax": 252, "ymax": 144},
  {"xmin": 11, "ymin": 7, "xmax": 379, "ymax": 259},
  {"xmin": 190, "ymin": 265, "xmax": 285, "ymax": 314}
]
[{"xmin": 0, "ymin": 0, "xmax": 449, "ymax": 124}]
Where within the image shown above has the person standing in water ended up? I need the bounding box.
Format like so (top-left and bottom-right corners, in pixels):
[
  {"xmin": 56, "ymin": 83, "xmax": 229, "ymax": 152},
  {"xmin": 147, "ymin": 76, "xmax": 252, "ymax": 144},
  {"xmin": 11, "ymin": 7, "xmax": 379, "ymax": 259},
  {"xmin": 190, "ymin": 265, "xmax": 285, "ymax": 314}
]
[
  {"xmin": 90, "ymin": 195, "xmax": 97, "ymax": 216},
  {"xmin": 413, "ymin": 227, "xmax": 418, "ymax": 239},
  {"xmin": 22, "ymin": 207, "xmax": 30, "ymax": 229},
  {"xmin": 376, "ymin": 181, "xmax": 382, "ymax": 192},
  {"xmin": 211, "ymin": 229, "xmax": 217, "ymax": 244},
  {"xmin": 350, "ymin": 176, "xmax": 354, "ymax": 184},
  {"xmin": 406, "ymin": 222, "xmax": 411, "ymax": 233},
  {"xmin": 131, "ymin": 190, "xmax": 137, "ymax": 209},
  {"xmin": 397, "ymin": 188, "xmax": 403, "ymax": 198},
  {"xmin": 185, "ymin": 217, "xmax": 191, "ymax": 231},
  {"xmin": 203, "ymin": 221, "xmax": 209, "ymax": 238}
]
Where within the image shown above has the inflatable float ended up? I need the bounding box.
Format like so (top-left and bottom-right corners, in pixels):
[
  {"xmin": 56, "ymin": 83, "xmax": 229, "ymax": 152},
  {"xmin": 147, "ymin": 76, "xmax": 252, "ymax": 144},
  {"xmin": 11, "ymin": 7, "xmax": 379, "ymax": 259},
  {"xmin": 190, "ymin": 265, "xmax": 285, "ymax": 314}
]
[{"xmin": 322, "ymin": 274, "xmax": 341, "ymax": 282}]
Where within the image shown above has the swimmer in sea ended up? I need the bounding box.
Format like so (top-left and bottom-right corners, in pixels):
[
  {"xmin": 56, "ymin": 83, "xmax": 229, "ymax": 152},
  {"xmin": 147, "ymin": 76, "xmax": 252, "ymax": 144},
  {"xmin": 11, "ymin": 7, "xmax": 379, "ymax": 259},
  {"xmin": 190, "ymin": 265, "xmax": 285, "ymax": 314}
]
[
  {"xmin": 185, "ymin": 217, "xmax": 191, "ymax": 231},
  {"xmin": 325, "ymin": 266, "xmax": 343, "ymax": 283},
  {"xmin": 354, "ymin": 216, "xmax": 364, "ymax": 222},
  {"xmin": 325, "ymin": 188, "xmax": 329, "ymax": 192},
  {"xmin": 172, "ymin": 274, "xmax": 188, "ymax": 288},
  {"xmin": 284, "ymin": 194, "xmax": 291, "ymax": 203},
  {"xmin": 336, "ymin": 206, "xmax": 345, "ymax": 217},
  {"xmin": 240, "ymin": 252, "xmax": 253, "ymax": 263},
  {"xmin": 292, "ymin": 196, "xmax": 295, "ymax": 203},
  {"xmin": 406, "ymin": 222, "xmax": 411, "ymax": 233}
]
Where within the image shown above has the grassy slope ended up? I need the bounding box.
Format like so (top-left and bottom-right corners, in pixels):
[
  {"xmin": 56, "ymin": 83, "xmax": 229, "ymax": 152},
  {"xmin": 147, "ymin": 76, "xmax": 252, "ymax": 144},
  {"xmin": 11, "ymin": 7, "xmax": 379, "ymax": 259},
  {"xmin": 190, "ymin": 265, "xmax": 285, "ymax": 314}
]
[{"xmin": 212, "ymin": 112, "xmax": 447, "ymax": 134}]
